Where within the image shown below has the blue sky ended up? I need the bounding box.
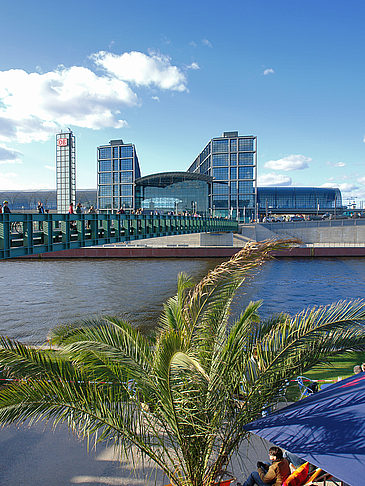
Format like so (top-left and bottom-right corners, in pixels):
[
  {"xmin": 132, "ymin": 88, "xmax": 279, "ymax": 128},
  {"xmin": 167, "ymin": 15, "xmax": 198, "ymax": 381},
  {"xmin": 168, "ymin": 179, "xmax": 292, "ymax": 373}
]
[{"xmin": 0, "ymin": 0, "xmax": 364, "ymax": 204}]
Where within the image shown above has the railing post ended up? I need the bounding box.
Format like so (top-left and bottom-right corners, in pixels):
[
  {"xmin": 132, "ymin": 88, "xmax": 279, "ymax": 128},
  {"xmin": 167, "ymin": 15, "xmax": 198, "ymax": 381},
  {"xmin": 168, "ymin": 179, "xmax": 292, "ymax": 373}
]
[{"xmin": 23, "ymin": 213, "xmax": 34, "ymax": 254}]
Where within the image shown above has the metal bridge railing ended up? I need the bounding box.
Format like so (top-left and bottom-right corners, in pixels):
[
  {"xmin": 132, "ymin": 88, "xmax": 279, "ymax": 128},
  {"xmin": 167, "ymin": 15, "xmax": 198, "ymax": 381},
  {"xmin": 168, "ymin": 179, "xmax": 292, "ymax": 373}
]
[{"xmin": 0, "ymin": 213, "xmax": 238, "ymax": 260}]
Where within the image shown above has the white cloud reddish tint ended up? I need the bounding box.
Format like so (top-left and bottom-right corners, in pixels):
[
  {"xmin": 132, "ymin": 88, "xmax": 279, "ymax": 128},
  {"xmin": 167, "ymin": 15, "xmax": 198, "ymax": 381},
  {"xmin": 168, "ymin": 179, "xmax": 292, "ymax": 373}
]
[
  {"xmin": 91, "ymin": 51, "xmax": 188, "ymax": 91},
  {"xmin": 258, "ymin": 173, "xmax": 292, "ymax": 186},
  {"xmin": 0, "ymin": 50, "xmax": 189, "ymax": 144},
  {"xmin": 264, "ymin": 154, "xmax": 311, "ymax": 171}
]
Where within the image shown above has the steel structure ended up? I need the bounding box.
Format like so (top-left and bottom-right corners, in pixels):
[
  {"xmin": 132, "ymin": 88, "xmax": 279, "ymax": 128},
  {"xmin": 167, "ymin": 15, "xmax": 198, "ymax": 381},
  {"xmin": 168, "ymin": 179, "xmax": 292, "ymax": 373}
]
[{"xmin": 0, "ymin": 213, "xmax": 238, "ymax": 260}]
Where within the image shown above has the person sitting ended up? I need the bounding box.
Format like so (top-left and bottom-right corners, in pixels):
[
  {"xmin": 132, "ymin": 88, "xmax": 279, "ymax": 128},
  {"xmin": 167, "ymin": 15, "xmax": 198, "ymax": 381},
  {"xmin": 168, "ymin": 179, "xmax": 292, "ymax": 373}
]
[
  {"xmin": 238, "ymin": 446, "xmax": 290, "ymax": 486},
  {"xmin": 354, "ymin": 365, "xmax": 361, "ymax": 374},
  {"xmin": 361, "ymin": 362, "xmax": 365, "ymax": 373}
]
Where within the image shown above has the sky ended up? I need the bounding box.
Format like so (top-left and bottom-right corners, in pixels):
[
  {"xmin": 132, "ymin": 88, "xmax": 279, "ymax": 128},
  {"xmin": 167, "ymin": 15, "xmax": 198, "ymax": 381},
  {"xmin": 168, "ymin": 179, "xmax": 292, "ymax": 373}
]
[{"xmin": 0, "ymin": 0, "xmax": 364, "ymax": 205}]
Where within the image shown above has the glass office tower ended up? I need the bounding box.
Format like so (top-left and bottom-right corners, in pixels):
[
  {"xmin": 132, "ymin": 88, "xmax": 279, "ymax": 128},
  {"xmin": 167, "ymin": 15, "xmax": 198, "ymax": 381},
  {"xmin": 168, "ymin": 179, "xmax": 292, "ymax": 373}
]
[
  {"xmin": 56, "ymin": 130, "xmax": 76, "ymax": 213},
  {"xmin": 187, "ymin": 131, "xmax": 257, "ymax": 221},
  {"xmin": 97, "ymin": 139, "xmax": 141, "ymax": 212}
]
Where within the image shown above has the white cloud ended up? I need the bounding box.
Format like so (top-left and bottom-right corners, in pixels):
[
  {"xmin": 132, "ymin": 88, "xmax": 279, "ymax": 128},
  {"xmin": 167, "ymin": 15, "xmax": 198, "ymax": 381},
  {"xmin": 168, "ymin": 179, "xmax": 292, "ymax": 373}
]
[
  {"xmin": 363, "ymin": 136, "xmax": 365, "ymax": 143},
  {"xmin": 326, "ymin": 161, "xmax": 346, "ymax": 167},
  {"xmin": 264, "ymin": 154, "xmax": 311, "ymax": 171},
  {"xmin": 258, "ymin": 173, "xmax": 292, "ymax": 186},
  {"xmin": 186, "ymin": 62, "xmax": 200, "ymax": 70},
  {"xmin": 202, "ymin": 39, "xmax": 213, "ymax": 48},
  {"xmin": 0, "ymin": 145, "xmax": 22, "ymax": 164},
  {"xmin": 358, "ymin": 177, "xmax": 365, "ymax": 184},
  {"xmin": 91, "ymin": 51, "xmax": 187, "ymax": 92},
  {"xmin": 263, "ymin": 68, "xmax": 275, "ymax": 75},
  {"xmin": 0, "ymin": 50, "xmax": 188, "ymax": 145},
  {"xmin": 321, "ymin": 182, "xmax": 359, "ymax": 192},
  {"xmin": 152, "ymin": 96, "xmax": 160, "ymax": 102},
  {"xmin": 44, "ymin": 165, "xmax": 55, "ymax": 171},
  {"xmin": 189, "ymin": 41, "xmax": 197, "ymax": 47}
]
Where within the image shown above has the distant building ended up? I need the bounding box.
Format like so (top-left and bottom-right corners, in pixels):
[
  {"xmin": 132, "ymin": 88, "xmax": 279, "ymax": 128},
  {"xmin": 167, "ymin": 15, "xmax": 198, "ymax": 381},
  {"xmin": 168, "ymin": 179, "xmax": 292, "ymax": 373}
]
[
  {"xmin": 187, "ymin": 131, "xmax": 257, "ymax": 221},
  {"xmin": 257, "ymin": 187, "xmax": 343, "ymax": 216},
  {"xmin": 56, "ymin": 130, "xmax": 76, "ymax": 213},
  {"xmin": 97, "ymin": 139, "xmax": 141, "ymax": 212}
]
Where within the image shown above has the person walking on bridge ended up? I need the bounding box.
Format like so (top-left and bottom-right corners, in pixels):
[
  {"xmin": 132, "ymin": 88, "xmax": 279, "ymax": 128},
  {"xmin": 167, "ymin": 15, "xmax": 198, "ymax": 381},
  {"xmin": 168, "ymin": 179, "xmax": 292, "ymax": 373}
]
[{"xmin": 2, "ymin": 201, "xmax": 11, "ymax": 213}]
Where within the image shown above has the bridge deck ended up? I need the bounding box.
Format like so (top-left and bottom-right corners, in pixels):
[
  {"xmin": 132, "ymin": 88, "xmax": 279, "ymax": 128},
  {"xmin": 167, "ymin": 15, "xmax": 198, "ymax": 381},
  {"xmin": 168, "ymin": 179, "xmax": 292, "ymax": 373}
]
[{"xmin": 0, "ymin": 213, "xmax": 238, "ymax": 260}]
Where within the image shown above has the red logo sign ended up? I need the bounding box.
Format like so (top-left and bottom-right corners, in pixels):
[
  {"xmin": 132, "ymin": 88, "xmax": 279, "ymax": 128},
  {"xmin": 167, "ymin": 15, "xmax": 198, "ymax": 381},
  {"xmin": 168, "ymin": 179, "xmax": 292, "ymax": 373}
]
[{"xmin": 57, "ymin": 138, "xmax": 68, "ymax": 147}]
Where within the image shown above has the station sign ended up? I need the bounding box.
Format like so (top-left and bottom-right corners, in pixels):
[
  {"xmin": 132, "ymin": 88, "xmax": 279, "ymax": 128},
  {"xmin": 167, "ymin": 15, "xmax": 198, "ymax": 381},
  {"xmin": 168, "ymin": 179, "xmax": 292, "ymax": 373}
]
[{"xmin": 57, "ymin": 138, "xmax": 68, "ymax": 147}]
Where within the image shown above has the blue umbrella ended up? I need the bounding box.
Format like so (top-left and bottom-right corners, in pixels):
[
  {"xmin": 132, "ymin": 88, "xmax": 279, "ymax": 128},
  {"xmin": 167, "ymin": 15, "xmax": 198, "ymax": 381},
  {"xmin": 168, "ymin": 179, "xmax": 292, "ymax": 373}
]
[{"xmin": 244, "ymin": 373, "xmax": 365, "ymax": 486}]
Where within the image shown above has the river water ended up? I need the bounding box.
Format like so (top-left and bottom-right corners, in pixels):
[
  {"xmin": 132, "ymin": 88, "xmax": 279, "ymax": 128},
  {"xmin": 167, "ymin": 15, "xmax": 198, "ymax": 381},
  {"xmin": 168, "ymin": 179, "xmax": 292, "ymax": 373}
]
[{"xmin": 1, "ymin": 257, "xmax": 365, "ymax": 343}]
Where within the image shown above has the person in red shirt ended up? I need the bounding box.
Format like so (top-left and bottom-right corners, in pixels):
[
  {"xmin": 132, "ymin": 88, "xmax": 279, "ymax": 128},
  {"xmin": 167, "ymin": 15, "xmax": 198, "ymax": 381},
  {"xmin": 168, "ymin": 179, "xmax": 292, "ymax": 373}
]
[{"xmin": 68, "ymin": 202, "xmax": 74, "ymax": 214}]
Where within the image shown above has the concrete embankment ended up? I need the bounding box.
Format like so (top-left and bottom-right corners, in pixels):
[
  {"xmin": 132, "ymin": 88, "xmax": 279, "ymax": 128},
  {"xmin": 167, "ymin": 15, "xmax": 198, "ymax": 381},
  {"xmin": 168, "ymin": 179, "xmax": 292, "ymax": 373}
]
[{"xmin": 19, "ymin": 221, "xmax": 365, "ymax": 259}]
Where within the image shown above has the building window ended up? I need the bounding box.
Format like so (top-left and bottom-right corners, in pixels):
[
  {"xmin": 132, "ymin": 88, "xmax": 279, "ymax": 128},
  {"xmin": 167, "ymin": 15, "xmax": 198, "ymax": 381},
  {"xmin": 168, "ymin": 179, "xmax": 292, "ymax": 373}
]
[
  {"xmin": 213, "ymin": 167, "xmax": 228, "ymax": 180},
  {"xmin": 120, "ymin": 146, "xmax": 134, "ymax": 158},
  {"xmin": 99, "ymin": 147, "xmax": 111, "ymax": 159},
  {"xmin": 113, "ymin": 147, "xmax": 119, "ymax": 158},
  {"xmin": 230, "ymin": 139, "xmax": 237, "ymax": 152},
  {"xmin": 212, "ymin": 139, "xmax": 229, "ymax": 153},
  {"xmin": 238, "ymin": 138, "xmax": 254, "ymax": 151},
  {"xmin": 238, "ymin": 153, "xmax": 254, "ymax": 165},
  {"xmin": 120, "ymin": 184, "xmax": 133, "ymax": 196},
  {"xmin": 230, "ymin": 153, "xmax": 237, "ymax": 165},
  {"xmin": 113, "ymin": 159, "xmax": 119, "ymax": 171},
  {"xmin": 120, "ymin": 159, "xmax": 133, "ymax": 171},
  {"xmin": 238, "ymin": 166, "xmax": 254, "ymax": 179},
  {"xmin": 99, "ymin": 185, "xmax": 112, "ymax": 197},
  {"xmin": 212, "ymin": 153, "xmax": 229, "ymax": 166},
  {"xmin": 99, "ymin": 160, "xmax": 111, "ymax": 172},
  {"xmin": 230, "ymin": 167, "xmax": 237, "ymax": 180},
  {"xmin": 120, "ymin": 171, "xmax": 133, "ymax": 183},
  {"xmin": 99, "ymin": 173, "xmax": 112, "ymax": 184}
]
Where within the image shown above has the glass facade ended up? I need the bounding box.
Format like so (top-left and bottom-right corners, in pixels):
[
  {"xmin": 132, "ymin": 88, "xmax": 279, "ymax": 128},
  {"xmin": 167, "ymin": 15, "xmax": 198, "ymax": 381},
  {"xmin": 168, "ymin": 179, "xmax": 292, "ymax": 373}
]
[
  {"xmin": 187, "ymin": 131, "xmax": 257, "ymax": 221},
  {"xmin": 97, "ymin": 139, "xmax": 141, "ymax": 212},
  {"xmin": 257, "ymin": 187, "xmax": 343, "ymax": 214},
  {"xmin": 135, "ymin": 173, "xmax": 212, "ymax": 215},
  {"xmin": 56, "ymin": 131, "xmax": 76, "ymax": 213}
]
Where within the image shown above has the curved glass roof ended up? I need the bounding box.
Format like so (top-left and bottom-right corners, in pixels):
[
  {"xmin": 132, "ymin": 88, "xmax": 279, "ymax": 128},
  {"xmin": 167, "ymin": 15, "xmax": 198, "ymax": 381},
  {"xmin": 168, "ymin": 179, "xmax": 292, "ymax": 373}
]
[{"xmin": 135, "ymin": 171, "xmax": 213, "ymax": 188}]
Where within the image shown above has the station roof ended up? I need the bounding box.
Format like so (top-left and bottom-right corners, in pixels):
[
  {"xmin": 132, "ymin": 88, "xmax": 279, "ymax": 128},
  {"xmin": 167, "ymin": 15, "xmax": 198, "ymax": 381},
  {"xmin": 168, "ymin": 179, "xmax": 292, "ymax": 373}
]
[{"xmin": 135, "ymin": 171, "xmax": 214, "ymax": 188}]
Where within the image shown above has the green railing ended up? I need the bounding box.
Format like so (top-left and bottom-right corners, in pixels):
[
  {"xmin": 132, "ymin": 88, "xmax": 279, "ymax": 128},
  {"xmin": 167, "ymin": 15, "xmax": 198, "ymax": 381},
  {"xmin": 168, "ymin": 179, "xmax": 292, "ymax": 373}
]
[{"xmin": 0, "ymin": 213, "xmax": 238, "ymax": 260}]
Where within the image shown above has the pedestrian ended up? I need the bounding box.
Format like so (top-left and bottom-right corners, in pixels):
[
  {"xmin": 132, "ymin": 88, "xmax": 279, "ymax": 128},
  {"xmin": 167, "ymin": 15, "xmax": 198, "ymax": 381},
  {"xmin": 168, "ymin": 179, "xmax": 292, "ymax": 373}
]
[
  {"xmin": 362, "ymin": 362, "xmax": 365, "ymax": 372},
  {"xmin": 76, "ymin": 202, "xmax": 82, "ymax": 214},
  {"xmin": 88, "ymin": 205, "xmax": 96, "ymax": 214},
  {"xmin": 354, "ymin": 365, "xmax": 361, "ymax": 374},
  {"xmin": 0, "ymin": 204, "xmax": 2, "ymax": 213},
  {"xmin": 37, "ymin": 201, "xmax": 45, "ymax": 230},
  {"xmin": 68, "ymin": 202, "xmax": 74, "ymax": 214},
  {"xmin": 2, "ymin": 200, "xmax": 11, "ymax": 213}
]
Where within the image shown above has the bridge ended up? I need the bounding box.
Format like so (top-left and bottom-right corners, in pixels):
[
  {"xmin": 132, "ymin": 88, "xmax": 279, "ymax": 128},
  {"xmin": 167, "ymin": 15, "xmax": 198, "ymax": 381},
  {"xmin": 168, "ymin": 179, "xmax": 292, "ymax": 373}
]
[{"xmin": 0, "ymin": 213, "xmax": 238, "ymax": 260}]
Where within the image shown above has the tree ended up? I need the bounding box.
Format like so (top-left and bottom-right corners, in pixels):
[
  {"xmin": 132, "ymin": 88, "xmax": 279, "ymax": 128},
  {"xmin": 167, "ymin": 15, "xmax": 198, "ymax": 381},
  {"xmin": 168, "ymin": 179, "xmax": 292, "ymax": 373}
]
[{"xmin": 0, "ymin": 239, "xmax": 364, "ymax": 486}]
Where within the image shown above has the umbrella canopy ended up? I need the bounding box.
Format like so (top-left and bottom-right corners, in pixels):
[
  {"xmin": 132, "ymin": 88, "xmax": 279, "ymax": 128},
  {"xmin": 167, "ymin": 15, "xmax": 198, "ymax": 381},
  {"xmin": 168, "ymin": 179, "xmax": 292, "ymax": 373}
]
[{"xmin": 244, "ymin": 373, "xmax": 365, "ymax": 486}]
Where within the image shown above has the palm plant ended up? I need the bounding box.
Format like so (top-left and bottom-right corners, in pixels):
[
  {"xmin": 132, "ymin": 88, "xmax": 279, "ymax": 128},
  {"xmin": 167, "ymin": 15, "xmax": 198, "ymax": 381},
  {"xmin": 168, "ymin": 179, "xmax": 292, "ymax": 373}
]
[{"xmin": 0, "ymin": 239, "xmax": 364, "ymax": 486}]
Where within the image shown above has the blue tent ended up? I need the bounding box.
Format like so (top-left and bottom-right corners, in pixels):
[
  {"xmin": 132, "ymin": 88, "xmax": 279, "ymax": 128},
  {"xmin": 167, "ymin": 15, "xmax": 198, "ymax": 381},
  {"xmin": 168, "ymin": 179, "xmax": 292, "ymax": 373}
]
[{"xmin": 244, "ymin": 373, "xmax": 365, "ymax": 486}]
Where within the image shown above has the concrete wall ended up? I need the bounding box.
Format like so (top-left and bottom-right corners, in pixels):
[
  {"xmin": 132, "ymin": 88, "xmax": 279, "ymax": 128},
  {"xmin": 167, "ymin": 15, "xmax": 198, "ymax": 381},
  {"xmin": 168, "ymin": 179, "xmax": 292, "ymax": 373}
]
[{"xmin": 240, "ymin": 220, "xmax": 365, "ymax": 245}]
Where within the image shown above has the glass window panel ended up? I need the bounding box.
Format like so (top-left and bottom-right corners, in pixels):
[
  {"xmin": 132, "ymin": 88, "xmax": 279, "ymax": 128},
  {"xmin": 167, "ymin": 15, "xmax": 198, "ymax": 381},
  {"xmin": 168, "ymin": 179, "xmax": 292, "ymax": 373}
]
[
  {"xmin": 212, "ymin": 139, "xmax": 228, "ymax": 153},
  {"xmin": 120, "ymin": 184, "xmax": 133, "ymax": 196},
  {"xmin": 120, "ymin": 197, "xmax": 133, "ymax": 207},
  {"xmin": 113, "ymin": 172, "xmax": 119, "ymax": 183},
  {"xmin": 212, "ymin": 153, "xmax": 229, "ymax": 166},
  {"xmin": 238, "ymin": 167, "xmax": 254, "ymax": 179},
  {"xmin": 113, "ymin": 159, "xmax": 119, "ymax": 171},
  {"xmin": 238, "ymin": 138, "xmax": 254, "ymax": 151},
  {"xmin": 230, "ymin": 153, "xmax": 237, "ymax": 165},
  {"xmin": 120, "ymin": 146, "xmax": 134, "ymax": 158},
  {"xmin": 99, "ymin": 159, "xmax": 111, "ymax": 172},
  {"xmin": 230, "ymin": 139, "xmax": 237, "ymax": 152},
  {"xmin": 99, "ymin": 185, "xmax": 112, "ymax": 197},
  {"xmin": 213, "ymin": 183, "xmax": 229, "ymax": 195},
  {"xmin": 213, "ymin": 167, "xmax": 228, "ymax": 180},
  {"xmin": 230, "ymin": 167, "xmax": 237, "ymax": 180},
  {"xmin": 120, "ymin": 159, "xmax": 133, "ymax": 170},
  {"xmin": 120, "ymin": 171, "xmax": 133, "ymax": 183},
  {"xmin": 99, "ymin": 172, "xmax": 112, "ymax": 184},
  {"xmin": 238, "ymin": 153, "xmax": 254, "ymax": 165},
  {"xmin": 113, "ymin": 147, "xmax": 119, "ymax": 158},
  {"xmin": 99, "ymin": 147, "xmax": 111, "ymax": 159}
]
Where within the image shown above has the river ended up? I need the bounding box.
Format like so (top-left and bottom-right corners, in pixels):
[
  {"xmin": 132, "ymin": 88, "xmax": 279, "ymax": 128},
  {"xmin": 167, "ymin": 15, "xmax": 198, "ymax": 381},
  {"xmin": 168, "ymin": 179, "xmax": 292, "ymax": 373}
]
[{"xmin": 1, "ymin": 257, "xmax": 365, "ymax": 343}]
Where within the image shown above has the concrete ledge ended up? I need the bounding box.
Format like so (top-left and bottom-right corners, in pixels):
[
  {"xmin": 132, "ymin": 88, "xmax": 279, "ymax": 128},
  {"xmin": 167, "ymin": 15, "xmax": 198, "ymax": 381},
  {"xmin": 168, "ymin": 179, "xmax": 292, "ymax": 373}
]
[{"xmin": 17, "ymin": 246, "xmax": 365, "ymax": 259}]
